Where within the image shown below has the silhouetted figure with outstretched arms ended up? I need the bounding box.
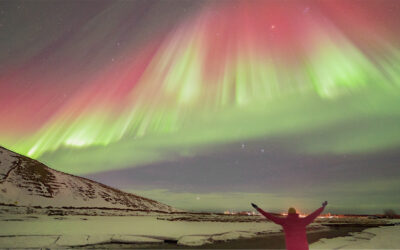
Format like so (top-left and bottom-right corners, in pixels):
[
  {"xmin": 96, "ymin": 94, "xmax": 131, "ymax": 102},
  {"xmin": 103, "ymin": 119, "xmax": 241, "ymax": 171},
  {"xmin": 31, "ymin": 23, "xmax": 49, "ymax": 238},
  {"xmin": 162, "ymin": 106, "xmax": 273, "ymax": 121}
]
[{"xmin": 251, "ymin": 201, "xmax": 327, "ymax": 250}]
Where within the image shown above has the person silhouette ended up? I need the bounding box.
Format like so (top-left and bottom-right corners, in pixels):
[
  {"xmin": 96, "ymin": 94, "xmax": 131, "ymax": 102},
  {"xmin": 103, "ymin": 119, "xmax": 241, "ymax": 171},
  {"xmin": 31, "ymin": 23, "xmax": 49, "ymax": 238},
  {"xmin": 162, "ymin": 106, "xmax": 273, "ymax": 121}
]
[{"xmin": 251, "ymin": 201, "xmax": 327, "ymax": 250}]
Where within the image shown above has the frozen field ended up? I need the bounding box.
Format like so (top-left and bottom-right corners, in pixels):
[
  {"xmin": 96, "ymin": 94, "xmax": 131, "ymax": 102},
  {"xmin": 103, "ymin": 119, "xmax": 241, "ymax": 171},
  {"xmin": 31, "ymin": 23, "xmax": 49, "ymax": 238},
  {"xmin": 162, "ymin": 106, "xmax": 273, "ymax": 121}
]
[
  {"xmin": 1, "ymin": 212, "xmax": 398, "ymax": 249},
  {"xmin": 0, "ymin": 213, "xmax": 283, "ymax": 248},
  {"xmin": 310, "ymin": 221, "xmax": 400, "ymax": 249}
]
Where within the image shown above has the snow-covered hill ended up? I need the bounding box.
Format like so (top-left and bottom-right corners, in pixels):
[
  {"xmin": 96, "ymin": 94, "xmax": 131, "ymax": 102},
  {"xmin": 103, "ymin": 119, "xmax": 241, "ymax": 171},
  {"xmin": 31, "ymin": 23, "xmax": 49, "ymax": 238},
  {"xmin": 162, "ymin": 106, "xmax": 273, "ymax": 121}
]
[{"xmin": 0, "ymin": 146, "xmax": 177, "ymax": 212}]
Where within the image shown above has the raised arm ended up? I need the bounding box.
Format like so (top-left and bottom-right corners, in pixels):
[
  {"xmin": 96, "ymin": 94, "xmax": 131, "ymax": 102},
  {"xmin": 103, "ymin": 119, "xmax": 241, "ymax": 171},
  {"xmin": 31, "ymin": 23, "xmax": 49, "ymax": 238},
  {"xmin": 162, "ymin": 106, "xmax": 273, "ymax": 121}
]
[
  {"xmin": 302, "ymin": 201, "xmax": 327, "ymax": 225},
  {"xmin": 251, "ymin": 203, "xmax": 285, "ymax": 225}
]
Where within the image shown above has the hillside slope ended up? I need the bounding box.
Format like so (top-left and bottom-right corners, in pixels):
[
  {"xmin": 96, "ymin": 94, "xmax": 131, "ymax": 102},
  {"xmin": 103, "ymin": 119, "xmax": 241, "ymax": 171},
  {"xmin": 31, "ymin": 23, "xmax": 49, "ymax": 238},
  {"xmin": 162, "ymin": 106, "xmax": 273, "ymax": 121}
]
[{"xmin": 0, "ymin": 146, "xmax": 176, "ymax": 212}]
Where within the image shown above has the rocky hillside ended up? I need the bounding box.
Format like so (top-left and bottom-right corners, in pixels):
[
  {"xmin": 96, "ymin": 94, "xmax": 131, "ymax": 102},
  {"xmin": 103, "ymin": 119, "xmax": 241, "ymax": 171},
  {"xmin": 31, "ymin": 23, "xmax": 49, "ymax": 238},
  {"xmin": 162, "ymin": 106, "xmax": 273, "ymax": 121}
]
[{"xmin": 0, "ymin": 146, "xmax": 177, "ymax": 212}]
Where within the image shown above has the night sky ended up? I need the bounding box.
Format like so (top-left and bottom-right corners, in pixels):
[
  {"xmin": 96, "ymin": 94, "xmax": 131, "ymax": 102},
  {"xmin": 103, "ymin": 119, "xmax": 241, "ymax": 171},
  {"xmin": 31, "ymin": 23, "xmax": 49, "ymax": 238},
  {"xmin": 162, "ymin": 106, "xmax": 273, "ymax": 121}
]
[{"xmin": 1, "ymin": 0, "xmax": 400, "ymax": 214}]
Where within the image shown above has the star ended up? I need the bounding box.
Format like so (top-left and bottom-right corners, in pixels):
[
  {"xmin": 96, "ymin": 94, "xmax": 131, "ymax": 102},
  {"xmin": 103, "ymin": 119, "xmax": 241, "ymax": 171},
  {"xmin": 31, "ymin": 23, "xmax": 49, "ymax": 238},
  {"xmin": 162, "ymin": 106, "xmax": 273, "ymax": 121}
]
[{"xmin": 303, "ymin": 7, "xmax": 310, "ymax": 14}]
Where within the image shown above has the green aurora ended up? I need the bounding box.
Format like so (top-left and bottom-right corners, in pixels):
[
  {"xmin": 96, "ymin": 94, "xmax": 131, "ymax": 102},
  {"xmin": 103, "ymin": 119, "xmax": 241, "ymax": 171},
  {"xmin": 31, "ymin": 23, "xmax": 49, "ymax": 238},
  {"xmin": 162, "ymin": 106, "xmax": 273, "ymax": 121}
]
[{"xmin": 1, "ymin": 0, "xmax": 400, "ymax": 213}]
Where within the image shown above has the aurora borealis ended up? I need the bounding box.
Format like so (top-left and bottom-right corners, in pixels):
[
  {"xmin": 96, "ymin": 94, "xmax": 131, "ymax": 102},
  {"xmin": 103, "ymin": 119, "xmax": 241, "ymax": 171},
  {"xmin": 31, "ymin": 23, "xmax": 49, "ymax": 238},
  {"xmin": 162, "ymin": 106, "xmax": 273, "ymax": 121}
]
[{"xmin": 1, "ymin": 0, "xmax": 400, "ymax": 213}]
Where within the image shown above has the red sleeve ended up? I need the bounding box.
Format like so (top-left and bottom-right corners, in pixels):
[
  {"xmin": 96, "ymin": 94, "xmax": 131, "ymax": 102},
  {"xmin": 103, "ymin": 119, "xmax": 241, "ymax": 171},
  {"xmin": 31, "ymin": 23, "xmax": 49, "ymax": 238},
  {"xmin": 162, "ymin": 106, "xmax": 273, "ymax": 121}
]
[
  {"xmin": 257, "ymin": 207, "xmax": 285, "ymax": 225},
  {"xmin": 302, "ymin": 206, "xmax": 324, "ymax": 225}
]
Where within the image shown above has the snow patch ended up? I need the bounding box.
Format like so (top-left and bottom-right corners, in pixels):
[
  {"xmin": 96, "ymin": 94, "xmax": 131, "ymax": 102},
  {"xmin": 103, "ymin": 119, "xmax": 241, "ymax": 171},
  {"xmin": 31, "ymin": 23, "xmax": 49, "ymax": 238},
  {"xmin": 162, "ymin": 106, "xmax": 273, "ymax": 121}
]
[
  {"xmin": 0, "ymin": 235, "xmax": 59, "ymax": 248},
  {"xmin": 178, "ymin": 235, "xmax": 213, "ymax": 246},
  {"xmin": 111, "ymin": 235, "xmax": 164, "ymax": 243},
  {"xmin": 310, "ymin": 225, "xmax": 400, "ymax": 249},
  {"xmin": 177, "ymin": 231, "xmax": 259, "ymax": 246}
]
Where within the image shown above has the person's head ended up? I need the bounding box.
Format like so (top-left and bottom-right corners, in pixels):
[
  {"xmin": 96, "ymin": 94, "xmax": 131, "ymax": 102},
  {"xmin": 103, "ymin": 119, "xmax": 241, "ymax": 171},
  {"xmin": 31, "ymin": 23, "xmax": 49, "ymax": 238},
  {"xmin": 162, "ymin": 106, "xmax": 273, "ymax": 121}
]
[{"xmin": 288, "ymin": 207, "xmax": 297, "ymax": 214}]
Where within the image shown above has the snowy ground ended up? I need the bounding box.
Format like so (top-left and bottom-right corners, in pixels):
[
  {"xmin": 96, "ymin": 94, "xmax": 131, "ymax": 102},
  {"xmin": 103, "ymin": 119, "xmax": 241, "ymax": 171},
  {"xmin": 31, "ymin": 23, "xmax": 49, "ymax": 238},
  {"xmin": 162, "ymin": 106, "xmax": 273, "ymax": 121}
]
[
  {"xmin": 311, "ymin": 221, "xmax": 400, "ymax": 249},
  {"xmin": 1, "ymin": 212, "xmax": 398, "ymax": 249},
  {"xmin": 0, "ymin": 213, "xmax": 283, "ymax": 248}
]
